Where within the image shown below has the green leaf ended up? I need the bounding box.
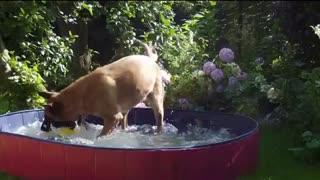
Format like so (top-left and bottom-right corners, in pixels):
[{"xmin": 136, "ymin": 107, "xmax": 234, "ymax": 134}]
[
  {"xmin": 160, "ymin": 13, "xmax": 170, "ymax": 26},
  {"xmin": 209, "ymin": 1, "xmax": 217, "ymax": 6},
  {"xmin": 68, "ymin": 31, "xmax": 79, "ymax": 38},
  {"xmin": 169, "ymin": 29, "xmax": 175, "ymax": 37},
  {"xmin": 193, "ymin": 14, "xmax": 204, "ymax": 19},
  {"xmin": 163, "ymin": 4, "xmax": 172, "ymax": 11},
  {"xmin": 20, "ymin": 8, "xmax": 25, "ymax": 15},
  {"xmin": 306, "ymin": 139, "xmax": 320, "ymax": 149},
  {"xmin": 81, "ymin": 3, "xmax": 93, "ymax": 16}
]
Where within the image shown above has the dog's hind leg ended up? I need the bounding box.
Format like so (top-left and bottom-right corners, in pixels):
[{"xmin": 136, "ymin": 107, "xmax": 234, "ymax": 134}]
[{"xmin": 147, "ymin": 79, "xmax": 165, "ymax": 134}]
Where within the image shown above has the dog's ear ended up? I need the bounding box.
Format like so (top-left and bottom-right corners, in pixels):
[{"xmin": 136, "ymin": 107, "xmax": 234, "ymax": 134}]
[
  {"xmin": 39, "ymin": 91, "xmax": 58, "ymax": 99},
  {"xmin": 43, "ymin": 104, "xmax": 52, "ymax": 110}
]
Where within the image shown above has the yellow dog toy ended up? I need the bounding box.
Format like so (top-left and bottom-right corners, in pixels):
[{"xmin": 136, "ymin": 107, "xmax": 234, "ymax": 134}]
[{"xmin": 47, "ymin": 127, "xmax": 76, "ymax": 137}]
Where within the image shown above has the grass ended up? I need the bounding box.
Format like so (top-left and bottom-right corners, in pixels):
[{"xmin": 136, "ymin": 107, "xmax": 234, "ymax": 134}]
[
  {"xmin": 1, "ymin": 127, "xmax": 320, "ymax": 180},
  {"xmin": 0, "ymin": 173, "xmax": 18, "ymax": 180},
  {"xmin": 239, "ymin": 127, "xmax": 320, "ymax": 180}
]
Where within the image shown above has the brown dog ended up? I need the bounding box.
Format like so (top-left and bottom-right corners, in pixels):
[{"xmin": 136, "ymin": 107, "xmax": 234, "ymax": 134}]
[{"xmin": 39, "ymin": 41, "xmax": 164, "ymax": 137}]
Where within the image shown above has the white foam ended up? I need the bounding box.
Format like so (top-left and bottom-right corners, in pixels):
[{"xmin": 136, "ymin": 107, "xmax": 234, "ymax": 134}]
[{"xmin": 13, "ymin": 119, "xmax": 235, "ymax": 149}]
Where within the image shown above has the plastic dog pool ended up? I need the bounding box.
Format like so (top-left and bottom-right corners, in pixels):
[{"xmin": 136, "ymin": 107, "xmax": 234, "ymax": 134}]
[{"xmin": 0, "ymin": 108, "xmax": 259, "ymax": 180}]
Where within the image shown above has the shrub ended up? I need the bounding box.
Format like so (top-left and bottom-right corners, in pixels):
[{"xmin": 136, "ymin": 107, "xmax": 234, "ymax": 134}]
[{"xmin": 0, "ymin": 1, "xmax": 78, "ymax": 112}]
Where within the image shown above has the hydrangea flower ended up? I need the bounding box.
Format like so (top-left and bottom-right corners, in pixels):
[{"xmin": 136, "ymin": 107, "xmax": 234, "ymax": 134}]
[
  {"xmin": 216, "ymin": 84, "xmax": 225, "ymax": 93},
  {"xmin": 255, "ymin": 57, "xmax": 264, "ymax": 65},
  {"xmin": 219, "ymin": 48, "xmax": 235, "ymax": 63},
  {"xmin": 160, "ymin": 69, "xmax": 171, "ymax": 85},
  {"xmin": 228, "ymin": 76, "xmax": 239, "ymax": 89},
  {"xmin": 192, "ymin": 70, "xmax": 205, "ymax": 78},
  {"xmin": 236, "ymin": 71, "xmax": 248, "ymax": 80},
  {"xmin": 134, "ymin": 102, "xmax": 148, "ymax": 108},
  {"xmin": 178, "ymin": 98, "xmax": 189, "ymax": 108},
  {"xmin": 203, "ymin": 61, "xmax": 217, "ymax": 75},
  {"xmin": 267, "ymin": 87, "xmax": 279, "ymax": 102},
  {"xmin": 210, "ymin": 68, "xmax": 224, "ymax": 82}
]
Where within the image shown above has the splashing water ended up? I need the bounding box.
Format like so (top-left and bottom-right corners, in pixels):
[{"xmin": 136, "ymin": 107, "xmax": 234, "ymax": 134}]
[{"xmin": 13, "ymin": 119, "xmax": 236, "ymax": 149}]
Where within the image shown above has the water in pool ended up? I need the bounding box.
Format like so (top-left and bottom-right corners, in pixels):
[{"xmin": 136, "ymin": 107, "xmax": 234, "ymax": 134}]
[{"xmin": 14, "ymin": 118, "xmax": 236, "ymax": 149}]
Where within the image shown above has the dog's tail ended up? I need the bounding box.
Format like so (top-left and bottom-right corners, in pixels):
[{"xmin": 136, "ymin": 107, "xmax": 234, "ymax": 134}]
[{"xmin": 135, "ymin": 39, "xmax": 158, "ymax": 61}]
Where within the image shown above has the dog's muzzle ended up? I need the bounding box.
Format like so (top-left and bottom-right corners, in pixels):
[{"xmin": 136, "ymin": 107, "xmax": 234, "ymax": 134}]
[{"xmin": 40, "ymin": 113, "xmax": 89, "ymax": 132}]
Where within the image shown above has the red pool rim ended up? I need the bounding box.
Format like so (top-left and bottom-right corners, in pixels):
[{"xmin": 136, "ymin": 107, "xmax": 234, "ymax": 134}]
[
  {"xmin": 0, "ymin": 108, "xmax": 260, "ymax": 180},
  {"xmin": 0, "ymin": 108, "xmax": 259, "ymax": 151}
]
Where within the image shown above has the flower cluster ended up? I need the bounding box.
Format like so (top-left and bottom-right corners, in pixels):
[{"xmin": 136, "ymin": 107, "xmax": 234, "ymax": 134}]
[
  {"xmin": 200, "ymin": 48, "xmax": 248, "ymax": 93},
  {"xmin": 203, "ymin": 62, "xmax": 216, "ymax": 75},
  {"xmin": 255, "ymin": 57, "xmax": 264, "ymax": 65},
  {"xmin": 210, "ymin": 68, "xmax": 224, "ymax": 82},
  {"xmin": 176, "ymin": 48, "xmax": 249, "ymax": 109},
  {"xmin": 219, "ymin": 48, "xmax": 235, "ymax": 63},
  {"xmin": 178, "ymin": 98, "xmax": 189, "ymax": 109}
]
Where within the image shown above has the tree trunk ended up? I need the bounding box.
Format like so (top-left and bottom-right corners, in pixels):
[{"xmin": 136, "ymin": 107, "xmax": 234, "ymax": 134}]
[
  {"xmin": 238, "ymin": 1, "xmax": 243, "ymax": 62},
  {"xmin": 55, "ymin": 15, "xmax": 89, "ymax": 81},
  {"xmin": 0, "ymin": 34, "xmax": 12, "ymax": 78}
]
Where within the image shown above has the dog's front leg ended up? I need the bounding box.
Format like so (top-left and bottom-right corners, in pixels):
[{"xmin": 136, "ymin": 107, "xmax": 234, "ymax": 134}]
[
  {"xmin": 98, "ymin": 112, "xmax": 124, "ymax": 137},
  {"xmin": 77, "ymin": 115, "xmax": 90, "ymax": 130},
  {"xmin": 120, "ymin": 111, "xmax": 129, "ymax": 130}
]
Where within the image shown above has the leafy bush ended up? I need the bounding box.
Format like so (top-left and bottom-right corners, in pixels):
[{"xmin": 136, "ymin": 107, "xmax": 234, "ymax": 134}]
[
  {"xmin": 0, "ymin": 1, "xmax": 79, "ymax": 113},
  {"xmin": 0, "ymin": 50, "xmax": 46, "ymax": 113},
  {"xmin": 157, "ymin": 3, "xmax": 215, "ymax": 109},
  {"xmin": 105, "ymin": 1, "xmax": 176, "ymax": 60},
  {"xmin": 102, "ymin": 1, "xmax": 213, "ymax": 109},
  {"xmin": 289, "ymin": 131, "xmax": 320, "ymax": 164}
]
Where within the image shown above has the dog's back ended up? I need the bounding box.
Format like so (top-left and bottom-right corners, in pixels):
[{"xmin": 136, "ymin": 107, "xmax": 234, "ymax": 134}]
[
  {"xmin": 57, "ymin": 54, "xmax": 161, "ymax": 116},
  {"xmin": 40, "ymin": 41, "xmax": 165, "ymax": 136},
  {"xmin": 93, "ymin": 54, "xmax": 161, "ymax": 112}
]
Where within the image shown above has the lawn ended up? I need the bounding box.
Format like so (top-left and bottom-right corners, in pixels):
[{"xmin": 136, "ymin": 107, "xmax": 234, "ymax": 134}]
[
  {"xmin": 1, "ymin": 127, "xmax": 320, "ymax": 180},
  {"xmin": 0, "ymin": 173, "xmax": 18, "ymax": 180},
  {"xmin": 239, "ymin": 127, "xmax": 320, "ymax": 180}
]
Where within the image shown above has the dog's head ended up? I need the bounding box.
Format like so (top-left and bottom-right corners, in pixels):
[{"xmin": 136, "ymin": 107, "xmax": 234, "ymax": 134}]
[{"xmin": 39, "ymin": 91, "xmax": 78, "ymax": 132}]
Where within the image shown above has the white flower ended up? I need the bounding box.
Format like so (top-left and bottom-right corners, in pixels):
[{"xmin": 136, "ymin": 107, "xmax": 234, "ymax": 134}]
[
  {"xmin": 134, "ymin": 102, "xmax": 148, "ymax": 108},
  {"xmin": 311, "ymin": 24, "xmax": 320, "ymax": 39},
  {"xmin": 192, "ymin": 70, "xmax": 205, "ymax": 78}
]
